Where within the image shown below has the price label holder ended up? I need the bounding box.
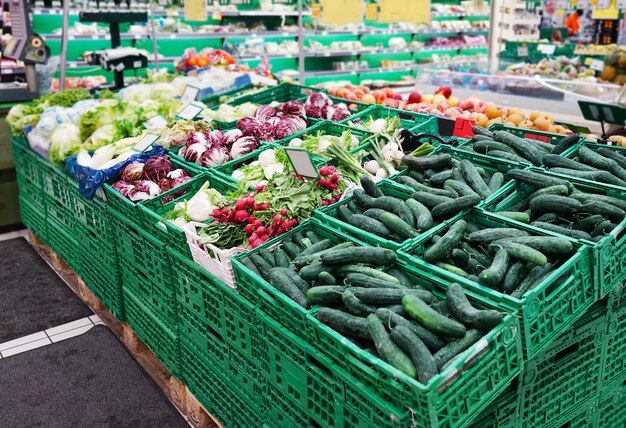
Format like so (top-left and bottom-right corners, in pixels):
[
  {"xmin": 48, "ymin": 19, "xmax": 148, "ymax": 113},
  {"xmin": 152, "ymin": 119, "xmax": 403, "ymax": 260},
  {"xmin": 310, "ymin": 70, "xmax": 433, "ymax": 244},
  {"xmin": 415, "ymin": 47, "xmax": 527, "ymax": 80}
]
[
  {"xmin": 452, "ymin": 117, "xmax": 475, "ymax": 139},
  {"xmin": 555, "ymin": 121, "xmax": 592, "ymax": 135},
  {"xmin": 590, "ymin": 59, "xmax": 605, "ymax": 72},
  {"xmin": 596, "ymin": 0, "xmax": 611, "ymax": 8},
  {"xmin": 143, "ymin": 113, "xmax": 168, "ymax": 129},
  {"xmin": 525, "ymin": 133, "xmax": 551, "ymax": 144},
  {"xmin": 284, "ymin": 148, "xmax": 319, "ymax": 179},
  {"xmin": 517, "ymin": 46, "xmax": 529, "ymax": 57},
  {"xmin": 132, "ymin": 133, "xmax": 160, "ymax": 152},
  {"xmin": 437, "ymin": 116, "xmax": 456, "ymax": 137},
  {"xmin": 617, "ymin": 0, "xmax": 626, "ymax": 8},
  {"xmin": 181, "ymin": 85, "xmax": 200, "ymax": 103},
  {"xmin": 579, "ymin": 101, "xmax": 626, "ymax": 125},
  {"xmin": 538, "ymin": 44, "xmax": 556, "ymax": 55},
  {"xmin": 176, "ymin": 102, "xmax": 204, "ymax": 120}
]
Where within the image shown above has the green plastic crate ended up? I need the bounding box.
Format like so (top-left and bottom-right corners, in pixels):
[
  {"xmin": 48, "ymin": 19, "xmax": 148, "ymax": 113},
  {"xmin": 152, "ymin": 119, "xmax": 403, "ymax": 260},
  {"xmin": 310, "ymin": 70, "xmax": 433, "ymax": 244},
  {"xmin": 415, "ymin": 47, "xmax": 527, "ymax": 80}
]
[
  {"xmin": 467, "ymin": 382, "xmax": 520, "ymax": 428},
  {"xmin": 169, "ymin": 250, "xmax": 262, "ymax": 359},
  {"xmin": 596, "ymin": 380, "xmax": 626, "ymax": 428},
  {"xmin": 314, "ymin": 179, "xmax": 452, "ymax": 250},
  {"xmin": 482, "ymin": 172, "xmax": 626, "ymax": 299},
  {"xmin": 399, "ymin": 210, "xmax": 594, "ymax": 360},
  {"xmin": 545, "ymin": 400, "xmax": 599, "ymax": 428},
  {"xmin": 268, "ymin": 119, "xmax": 374, "ymax": 151},
  {"xmin": 122, "ymin": 286, "xmax": 180, "ymax": 377},
  {"xmin": 340, "ymin": 104, "xmax": 434, "ymax": 131},
  {"xmin": 602, "ymin": 282, "xmax": 626, "ymax": 387},
  {"xmin": 139, "ymin": 175, "xmax": 234, "ymax": 259},
  {"xmin": 557, "ymin": 142, "xmax": 626, "ymax": 191},
  {"xmin": 46, "ymin": 215, "xmax": 82, "ymax": 273},
  {"xmin": 18, "ymin": 195, "xmax": 47, "ymax": 241},
  {"xmin": 80, "ymin": 252, "xmax": 124, "ymax": 321},
  {"xmin": 207, "ymin": 143, "xmax": 280, "ymax": 188},
  {"xmin": 488, "ymin": 123, "xmax": 573, "ymax": 146},
  {"xmin": 232, "ymin": 219, "xmax": 523, "ymax": 428},
  {"xmin": 11, "ymin": 136, "xmax": 52, "ymax": 192},
  {"xmin": 517, "ymin": 305, "xmax": 606, "ymax": 428}
]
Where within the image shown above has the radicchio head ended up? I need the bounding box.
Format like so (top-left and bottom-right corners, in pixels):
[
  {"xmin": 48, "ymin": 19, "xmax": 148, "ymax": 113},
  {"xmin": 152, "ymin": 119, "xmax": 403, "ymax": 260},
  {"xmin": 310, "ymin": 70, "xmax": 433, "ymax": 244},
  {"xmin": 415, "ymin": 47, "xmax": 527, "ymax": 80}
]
[
  {"xmin": 222, "ymin": 129, "xmax": 243, "ymax": 147},
  {"xmin": 254, "ymin": 105, "xmax": 276, "ymax": 122},
  {"xmin": 120, "ymin": 161, "xmax": 144, "ymax": 183},
  {"xmin": 237, "ymin": 116, "xmax": 262, "ymax": 137},
  {"xmin": 200, "ymin": 146, "xmax": 231, "ymax": 167},
  {"xmin": 180, "ymin": 142, "xmax": 207, "ymax": 164},
  {"xmin": 112, "ymin": 180, "xmax": 135, "ymax": 197},
  {"xmin": 305, "ymin": 92, "xmax": 332, "ymax": 108},
  {"xmin": 230, "ymin": 136, "xmax": 259, "ymax": 159},
  {"xmin": 143, "ymin": 156, "xmax": 173, "ymax": 182},
  {"xmin": 277, "ymin": 100, "xmax": 306, "ymax": 118}
]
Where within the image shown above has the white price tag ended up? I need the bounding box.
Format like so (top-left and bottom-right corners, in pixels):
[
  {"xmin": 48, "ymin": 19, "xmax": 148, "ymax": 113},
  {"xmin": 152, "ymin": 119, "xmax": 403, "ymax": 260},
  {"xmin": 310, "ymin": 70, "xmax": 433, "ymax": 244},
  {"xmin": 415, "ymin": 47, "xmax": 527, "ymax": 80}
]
[
  {"xmin": 590, "ymin": 59, "xmax": 605, "ymax": 71},
  {"xmin": 132, "ymin": 133, "xmax": 160, "ymax": 152},
  {"xmin": 555, "ymin": 0, "xmax": 569, "ymax": 9},
  {"xmin": 617, "ymin": 0, "xmax": 626, "ymax": 8},
  {"xmin": 176, "ymin": 103, "xmax": 204, "ymax": 120},
  {"xmin": 597, "ymin": 0, "xmax": 610, "ymax": 8},
  {"xmin": 538, "ymin": 44, "xmax": 556, "ymax": 55},
  {"xmin": 143, "ymin": 114, "xmax": 168, "ymax": 129},
  {"xmin": 284, "ymin": 148, "xmax": 319, "ymax": 178},
  {"xmin": 517, "ymin": 46, "xmax": 529, "ymax": 56},
  {"xmin": 133, "ymin": 60, "xmax": 142, "ymax": 68},
  {"xmin": 181, "ymin": 85, "xmax": 200, "ymax": 103}
]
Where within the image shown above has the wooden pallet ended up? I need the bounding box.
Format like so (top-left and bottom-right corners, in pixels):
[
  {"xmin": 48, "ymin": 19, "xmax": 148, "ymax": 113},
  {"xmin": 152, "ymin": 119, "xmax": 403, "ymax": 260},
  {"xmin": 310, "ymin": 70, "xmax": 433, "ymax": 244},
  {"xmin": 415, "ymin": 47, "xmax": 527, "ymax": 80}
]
[{"xmin": 27, "ymin": 230, "xmax": 223, "ymax": 428}]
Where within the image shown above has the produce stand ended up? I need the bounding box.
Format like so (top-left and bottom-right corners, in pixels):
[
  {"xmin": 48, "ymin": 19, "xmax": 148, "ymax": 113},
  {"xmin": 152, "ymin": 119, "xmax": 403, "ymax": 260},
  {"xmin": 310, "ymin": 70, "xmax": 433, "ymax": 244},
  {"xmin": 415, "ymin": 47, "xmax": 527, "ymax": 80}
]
[{"xmin": 8, "ymin": 79, "xmax": 626, "ymax": 428}]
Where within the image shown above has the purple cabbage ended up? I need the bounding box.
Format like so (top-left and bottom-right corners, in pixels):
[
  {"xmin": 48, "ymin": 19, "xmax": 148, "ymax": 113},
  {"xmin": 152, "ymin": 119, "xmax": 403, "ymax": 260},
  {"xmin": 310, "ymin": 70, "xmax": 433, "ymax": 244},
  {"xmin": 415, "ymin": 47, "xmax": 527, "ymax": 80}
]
[
  {"xmin": 223, "ymin": 129, "xmax": 243, "ymax": 146},
  {"xmin": 332, "ymin": 106, "xmax": 351, "ymax": 122},
  {"xmin": 143, "ymin": 156, "xmax": 173, "ymax": 183},
  {"xmin": 112, "ymin": 180, "xmax": 135, "ymax": 197},
  {"xmin": 120, "ymin": 162, "xmax": 144, "ymax": 183},
  {"xmin": 267, "ymin": 116, "xmax": 281, "ymax": 126},
  {"xmin": 306, "ymin": 92, "xmax": 332, "ymax": 108},
  {"xmin": 255, "ymin": 122, "xmax": 276, "ymax": 142},
  {"xmin": 321, "ymin": 105, "xmax": 337, "ymax": 120},
  {"xmin": 277, "ymin": 100, "xmax": 306, "ymax": 118},
  {"xmin": 158, "ymin": 178, "xmax": 171, "ymax": 192},
  {"xmin": 129, "ymin": 180, "xmax": 161, "ymax": 202},
  {"xmin": 238, "ymin": 116, "xmax": 262, "ymax": 136},
  {"xmin": 180, "ymin": 142, "xmax": 207, "ymax": 164},
  {"xmin": 167, "ymin": 169, "xmax": 190, "ymax": 180},
  {"xmin": 200, "ymin": 146, "xmax": 231, "ymax": 167},
  {"xmin": 170, "ymin": 174, "xmax": 193, "ymax": 189},
  {"xmin": 290, "ymin": 115, "xmax": 308, "ymax": 131},
  {"xmin": 254, "ymin": 105, "xmax": 276, "ymax": 122},
  {"xmin": 207, "ymin": 129, "xmax": 225, "ymax": 147},
  {"xmin": 275, "ymin": 117, "xmax": 299, "ymax": 140},
  {"xmin": 305, "ymin": 104, "xmax": 323, "ymax": 118},
  {"xmin": 230, "ymin": 136, "xmax": 259, "ymax": 159},
  {"xmin": 186, "ymin": 131, "xmax": 209, "ymax": 147}
]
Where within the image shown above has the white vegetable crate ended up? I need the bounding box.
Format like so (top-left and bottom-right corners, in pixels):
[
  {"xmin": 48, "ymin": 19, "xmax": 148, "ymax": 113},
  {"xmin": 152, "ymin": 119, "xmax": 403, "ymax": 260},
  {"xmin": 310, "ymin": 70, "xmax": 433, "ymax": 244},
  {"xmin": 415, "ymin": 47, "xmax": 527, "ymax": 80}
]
[{"xmin": 183, "ymin": 221, "xmax": 246, "ymax": 289}]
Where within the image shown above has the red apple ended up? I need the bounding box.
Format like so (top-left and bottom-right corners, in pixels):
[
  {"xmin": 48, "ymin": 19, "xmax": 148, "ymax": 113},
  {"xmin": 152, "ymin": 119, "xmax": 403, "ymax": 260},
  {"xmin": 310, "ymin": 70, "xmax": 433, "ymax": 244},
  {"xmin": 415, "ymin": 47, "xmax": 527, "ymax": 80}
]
[
  {"xmin": 393, "ymin": 93, "xmax": 403, "ymax": 101},
  {"xmin": 407, "ymin": 91, "xmax": 422, "ymax": 104},
  {"xmin": 372, "ymin": 90, "xmax": 387, "ymax": 104},
  {"xmin": 458, "ymin": 99, "xmax": 475, "ymax": 111},
  {"xmin": 435, "ymin": 85, "xmax": 452, "ymax": 98}
]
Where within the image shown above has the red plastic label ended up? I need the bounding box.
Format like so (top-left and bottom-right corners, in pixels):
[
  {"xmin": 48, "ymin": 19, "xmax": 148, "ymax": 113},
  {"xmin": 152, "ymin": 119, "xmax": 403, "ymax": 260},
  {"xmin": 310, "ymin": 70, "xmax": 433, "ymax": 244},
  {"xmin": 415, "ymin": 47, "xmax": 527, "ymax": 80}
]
[
  {"xmin": 524, "ymin": 133, "xmax": 551, "ymax": 144},
  {"xmin": 453, "ymin": 117, "xmax": 475, "ymax": 138}
]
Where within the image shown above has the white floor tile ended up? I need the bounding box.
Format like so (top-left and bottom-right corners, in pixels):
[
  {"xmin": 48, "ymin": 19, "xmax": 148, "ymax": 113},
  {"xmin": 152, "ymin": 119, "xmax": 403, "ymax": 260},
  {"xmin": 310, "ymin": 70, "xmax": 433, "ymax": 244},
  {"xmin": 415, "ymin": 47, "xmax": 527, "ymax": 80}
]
[
  {"xmin": 0, "ymin": 331, "xmax": 48, "ymax": 353},
  {"xmin": 89, "ymin": 314, "xmax": 102, "ymax": 324},
  {"xmin": 0, "ymin": 230, "xmax": 27, "ymax": 242},
  {"xmin": 1, "ymin": 337, "xmax": 52, "ymax": 357},
  {"xmin": 49, "ymin": 325, "xmax": 95, "ymax": 343},
  {"xmin": 45, "ymin": 317, "xmax": 93, "ymax": 337}
]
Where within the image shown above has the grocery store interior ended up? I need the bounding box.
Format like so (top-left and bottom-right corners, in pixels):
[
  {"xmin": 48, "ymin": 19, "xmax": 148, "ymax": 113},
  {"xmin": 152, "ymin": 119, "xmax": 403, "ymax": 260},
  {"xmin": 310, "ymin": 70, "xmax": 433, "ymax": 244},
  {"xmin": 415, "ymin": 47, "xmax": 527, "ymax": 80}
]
[{"xmin": 2, "ymin": 0, "xmax": 626, "ymax": 427}]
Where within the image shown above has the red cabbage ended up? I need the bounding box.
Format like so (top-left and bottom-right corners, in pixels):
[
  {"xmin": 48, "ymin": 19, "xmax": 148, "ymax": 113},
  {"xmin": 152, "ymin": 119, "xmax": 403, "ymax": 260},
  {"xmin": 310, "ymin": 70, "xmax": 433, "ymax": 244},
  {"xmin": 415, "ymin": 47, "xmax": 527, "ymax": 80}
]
[
  {"xmin": 158, "ymin": 178, "xmax": 171, "ymax": 192},
  {"xmin": 254, "ymin": 105, "xmax": 276, "ymax": 122},
  {"xmin": 275, "ymin": 117, "xmax": 299, "ymax": 140},
  {"xmin": 332, "ymin": 106, "xmax": 351, "ymax": 122},
  {"xmin": 170, "ymin": 174, "xmax": 193, "ymax": 189},
  {"xmin": 180, "ymin": 143, "xmax": 207, "ymax": 164},
  {"xmin": 143, "ymin": 156, "xmax": 173, "ymax": 183},
  {"xmin": 120, "ymin": 161, "xmax": 144, "ymax": 183},
  {"xmin": 167, "ymin": 168, "xmax": 190, "ymax": 180},
  {"xmin": 112, "ymin": 180, "xmax": 135, "ymax": 197},
  {"xmin": 230, "ymin": 136, "xmax": 259, "ymax": 159},
  {"xmin": 267, "ymin": 116, "xmax": 281, "ymax": 126},
  {"xmin": 322, "ymin": 105, "xmax": 337, "ymax": 120},
  {"xmin": 207, "ymin": 129, "xmax": 224, "ymax": 148},
  {"xmin": 306, "ymin": 92, "xmax": 332, "ymax": 108},
  {"xmin": 277, "ymin": 100, "xmax": 306, "ymax": 118},
  {"xmin": 255, "ymin": 122, "xmax": 276, "ymax": 142},
  {"xmin": 130, "ymin": 180, "xmax": 161, "ymax": 201},
  {"xmin": 186, "ymin": 131, "xmax": 209, "ymax": 147},
  {"xmin": 238, "ymin": 116, "xmax": 262, "ymax": 136},
  {"xmin": 200, "ymin": 146, "xmax": 231, "ymax": 167},
  {"xmin": 305, "ymin": 104, "xmax": 323, "ymax": 118},
  {"xmin": 223, "ymin": 129, "xmax": 243, "ymax": 146}
]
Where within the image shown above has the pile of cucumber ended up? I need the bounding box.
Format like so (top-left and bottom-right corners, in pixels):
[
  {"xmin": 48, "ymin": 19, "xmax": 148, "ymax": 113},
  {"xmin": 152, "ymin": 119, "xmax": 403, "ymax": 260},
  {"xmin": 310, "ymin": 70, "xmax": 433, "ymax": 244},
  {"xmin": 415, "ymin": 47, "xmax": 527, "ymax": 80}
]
[
  {"xmin": 334, "ymin": 176, "xmax": 437, "ymax": 243},
  {"xmin": 543, "ymin": 145, "xmax": 626, "ymax": 188},
  {"xmin": 495, "ymin": 172, "xmax": 626, "ymax": 242},
  {"xmin": 416, "ymin": 217, "xmax": 575, "ymax": 299},
  {"xmin": 464, "ymin": 126, "xmax": 580, "ymax": 166}
]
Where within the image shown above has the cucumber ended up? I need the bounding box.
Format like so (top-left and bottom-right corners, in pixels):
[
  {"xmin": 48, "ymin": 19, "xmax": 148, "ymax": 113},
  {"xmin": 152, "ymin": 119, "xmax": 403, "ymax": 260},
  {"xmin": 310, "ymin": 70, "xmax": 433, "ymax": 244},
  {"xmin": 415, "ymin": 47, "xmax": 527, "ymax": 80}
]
[
  {"xmin": 525, "ymin": 138, "xmax": 552, "ymax": 153},
  {"xmin": 347, "ymin": 200, "xmax": 363, "ymax": 214},
  {"xmin": 580, "ymin": 201, "xmax": 626, "ymax": 222},
  {"xmin": 573, "ymin": 214, "xmax": 605, "ymax": 232},
  {"xmin": 308, "ymin": 286, "xmax": 345, "ymax": 305},
  {"xmin": 402, "ymin": 295, "xmax": 467, "ymax": 339},
  {"xmin": 250, "ymin": 254, "xmax": 273, "ymax": 281},
  {"xmin": 511, "ymin": 263, "xmax": 554, "ymax": 299},
  {"xmin": 551, "ymin": 133, "xmax": 580, "ymax": 155},
  {"xmin": 459, "ymin": 160, "xmax": 492, "ymax": 199},
  {"xmin": 348, "ymin": 287, "xmax": 433, "ymax": 305},
  {"xmin": 533, "ymin": 213, "xmax": 558, "ymax": 223},
  {"xmin": 405, "ymin": 198, "xmax": 433, "ymax": 231},
  {"xmin": 431, "ymin": 300, "xmax": 452, "ymax": 317},
  {"xmin": 240, "ymin": 257, "xmax": 261, "ymax": 276},
  {"xmin": 318, "ymin": 271, "xmax": 337, "ymax": 285},
  {"xmin": 428, "ymin": 169, "xmax": 455, "ymax": 186},
  {"xmin": 281, "ymin": 242, "xmax": 301, "ymax": 259},
  {"xmin": 467, "ymin": 228, "xmax": 530, "ymax": 245},
  {"xmin": 529, "ymin": 195, "xmax": 582, "ymax": 215},
  {"xmin": 424, "ymin": 169, "xmax": 438, "ymax": 179},
  {"xmin": 578, "ymin": 145, "xmax": 613, "ymax": 170},
  {"xmin": 386, "ymin": 268, "xmax": 414, "ymax": 289},
  {"xmin": 342, "ymin": 291, "xmax": 378, "ymax": 316},
  {"xmin": 337, "ymin": 205, "xmax": 354, "ymax": 223},
  {"xmin": 532, "ymin": 221, "xmax": 592, "ymax": 240},
  {"xmin": 367, "ymin": 314, "xmax": 417, "ymax": 378},
  {"xmin": 488, "ymin": 150, "xmax": 530, "ymax": 164},
  {"xmin": 431, "ymin": 194, "xmax": 481, "ymax": 219},
  {"xmin": 390, "ymin": 326, "xmax": 437, "ymax": 384},
  {"xmin": 403, "ymin": 153, "xmax": 452, "ymax": 171},
  {"xmin": 528, "ymin": 184, "xmax": 571, "ymax": 200},
  {"xmin": 412, "ymin": 192, "xmax": 454, "ymax": 208},
  {"xmin": 362, "ymin": 208, "xmax": 388, "ymax": 222},
  {"xmin": 502, "ymin": 261, "xmax": 532, "ymax": 294},
  {"xmin": 443, "ymin": 184, "xmax": 460, "ymax": 199},
  {"xmin": 494, "ymin": 236, "xmax": 573, "ymax": 257},
  {"xmin": 472, "ymin": 126, "xmax": 493, "ymax": 137},
  {"xmin": 507, "ymin": 169, "xmax": 571, "ymax": 188},
  {"xmin": 547, "ymin": 168, "xmax": 626, "ymax": 187},
  {"xmin": 374, "ymin": 196, "xmax": 415, "ymax": 225},
  {"xmin": 269, "ymin": 269, "xmax": 308, "ymax": 308},
  {"xmin": 542, "ymin": 154, "xmax": 599, "ymax": 171},
  {"xmin": 293, "ymin": 231, "xmax": 309, "ymax": 249},
  {"xmin": 433, "ymin": 329, "xmax": 483, "ymax": 370},
  {"xmin": 273, "ymin": 248, "xmax": 291, "ymax": 268},
  {"xmin": 473, "ymin": 140, "xmax": 519, "ymax": 155},
  {"xmin": 376, "ymin": 308, "xmax": 446, "ymax": 352},
  {"xmin": 305, "ymin": 231, "xmax": 323, "ymax": 244},
  {"xmin": 348, "ymin": 214, "xmax": 392, "ymax": 238},
  {"xmin": 444, "ymin": 179, "xmax": 477, "ymax": 197},
  {"xmin": 272, "ymin": 267, "xmax": 310, "ymax": 294},
  {"xmin": 593, "ymin": 220, "xmax": 614, "ymax": 237},
  {"xmin": 437, "ymin": 263, "xmax": 469, "ymax": 278},
  {"xmin": 446, "ymin": 283, "xmax": 503, "ymax": 330},
  {"xmin": 461, "ymin": 242, "xmax": 492, "ymax": 267},
  {"xmin": 299, "ymin": 262, "xmax": 329, "ymax": 281},
  {"xmin": 451, "ymin": 248, "xmax": 470, "ymax": 268},
  {"xmin": 396, "ymin": 175, "xmax": 423, "ymax": 190},
  {"xmin": 424, "ymin": 220, "xmax": 467, "ymax": 263},
  {"xmin": 293, "ymin": 242, "xmax": 354, "ymax": 268},
  {"xmin": 380, "ymin": 212, "xmax": 419, "ymax": 240},
  {"xmin": 498, "ymin": 211, "xmax": 530, "ymax": 223},
  {"xmin": 353, "ymin": 189, "xmax": 377, "ymax": 209},
  {"xmin": 259, "ymin": 249, "xmax": 276, "ymax": 267},
  {"xmin": 488, "ymin": 172, "xmax": 505, "ymax": 193},
  {"xmin": 360, "ymin": 175, "xmax": 383, "ymax": 197},
  {"xmin": 478, "ymin": 247, "xmax": 509, "ymax": 288},
  {"xmin": 345, "ymin": 273, "xmax": 406, "ymax": 289},
  {"xmin": 316, "ymin": 308, "xmax": 370, "ymax": 339},
  {"xmin": 569, "ymin": 192, "xmax": 626, "ymax": 212},
  {"xmin": 408, "ymin": 170, "xmax": 426, "ymax": 183},
  {"xmin": 492, "ymin": 241, "xmax": 547, "ymax": 266},
  {"xmin": 321, "ymin": 247, "xmax": 396, "ymax": 266},
  {"xmin": 451, "ymin": 168, "xmax": 466, "ymax": 183},
  {"xmin": 335, "ymin": 266, "xmax": 402, "ymax": 286},
  {"xmin": 493, "ymin": 130, "xmax": 545, "ymax": 166},
  {"xmin": 403, "ymin": 179, "xmax": 457, "ymax": 197}
]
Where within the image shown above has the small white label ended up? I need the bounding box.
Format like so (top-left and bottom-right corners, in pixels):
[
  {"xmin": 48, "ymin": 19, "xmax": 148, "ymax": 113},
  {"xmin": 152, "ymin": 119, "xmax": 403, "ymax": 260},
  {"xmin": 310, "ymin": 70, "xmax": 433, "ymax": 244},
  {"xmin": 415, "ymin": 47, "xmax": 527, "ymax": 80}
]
[
  {"xmin": 181, "ymin": 85, "xmax": 200, "ymax": 103},
  {"xmin": 517, "ymin": 46, "xmax": 529, "ymax": 56},
  {"xmin": 144, "ymin": 114, "xmax": 168, "ymax": 129},
  {"xmin": 176, "ymin": 103, "xmax": 204, "ymax": 120},
  {"xmin": 590, "ymin": 59, "xmax": 605, "ymax": 71},
  {"xmin": 284, "ymin": 148, "xmax": 318, "ymax": 178},
  {"xmin": 597, "ymin": 0, "xmax": 610, "ymax": 8},
  {"xmin": 555, "ymin": 0, "xmax": 569, "ymax": 9},
  {"xmin": 616, "ymin": 0, "xmax": 626, "ymax": 7},
  {"xmin": 116, "ymin": 63, "xmax": 126, "ymax": 71},
  {"xmin": 133, "ymin": 60, "xmax": 142, "ymax": 68},
  {"xmin": 578, "ymin": 0, "xmax": 590, "ymax": 7},
  {"xmin": 132, "ymin": 133, "xmax": 160, "ymax": 152},
  {"xmin": 538, "ymin": 44, "xmax": 556, "ymax": 55}
]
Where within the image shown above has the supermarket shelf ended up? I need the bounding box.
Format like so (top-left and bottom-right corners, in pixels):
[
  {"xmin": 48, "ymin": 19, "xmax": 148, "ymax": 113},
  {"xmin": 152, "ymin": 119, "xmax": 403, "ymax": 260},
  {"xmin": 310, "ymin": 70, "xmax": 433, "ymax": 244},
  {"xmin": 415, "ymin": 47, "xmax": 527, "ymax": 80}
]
[
  {"xmin": 307, "ymin": 44, "xmax": 488, "ymax": 58},
  {"xmin": 30, "ymin": 7, "xmax": 311, "ymax": 17},
  {"xmin": 309, "ymin": 27, "xmax": 489, "ymax": 36}
]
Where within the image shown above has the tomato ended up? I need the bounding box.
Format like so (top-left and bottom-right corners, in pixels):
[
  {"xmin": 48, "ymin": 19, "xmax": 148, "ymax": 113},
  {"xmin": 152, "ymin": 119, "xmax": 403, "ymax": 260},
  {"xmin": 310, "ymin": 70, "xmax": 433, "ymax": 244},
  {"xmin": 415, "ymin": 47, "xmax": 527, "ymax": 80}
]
[
  {"xmin": 186, "ymin": 56, "xmax": 198, "ymax": 67},
  {"xmin": 197, "ymin": 57, "xmax": 208, "ymax": 68}
]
